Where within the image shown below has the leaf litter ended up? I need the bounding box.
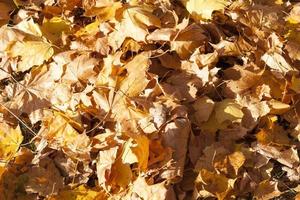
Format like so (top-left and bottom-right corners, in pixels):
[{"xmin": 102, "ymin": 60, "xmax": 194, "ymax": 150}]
[{"xmin": 0, "ymin": 0, "xmax": 300, "ymax": 199}]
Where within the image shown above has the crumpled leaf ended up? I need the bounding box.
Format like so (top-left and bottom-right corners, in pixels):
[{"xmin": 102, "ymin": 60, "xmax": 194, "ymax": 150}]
[
  {"xmin": 97, "ymin": 146, "xmax": 118, "ymax": 186},
  {"xmin": 261, "ymin": 52, "xmax": 295, "ymax": 74}
]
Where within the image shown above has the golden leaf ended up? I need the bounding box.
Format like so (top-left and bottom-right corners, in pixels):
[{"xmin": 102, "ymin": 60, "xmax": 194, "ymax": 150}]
[
  {"xmin": 122, "ymin": 135, "xmax": 149, "ymax": 170},
  {"xmin": 181, "ymin": 0, "xmax": 229, "ymax": 20},
  {"xmin": 215, "ymin": 99, "xmax": 244, "ymax": 124},
  {"xmin": 9, "ymin": 41, "xmax": 54, "ymax": 72},
  {"xmin": 40, "ymin": 113, "xmax": 90, "ymax": 161},
  {"xmin": 0, "ymin": 124, "xmax": 23, "ymax": 163},
  {"xmin": 49, "ymin": 185, "xmax": 107, "ymax": 200}
]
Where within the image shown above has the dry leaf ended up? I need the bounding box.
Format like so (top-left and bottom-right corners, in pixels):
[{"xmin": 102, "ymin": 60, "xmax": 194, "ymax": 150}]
[
  {"xmin": 215, "ymin": 99, "xmax": 244, "ymax": 124},
  {"xmin": 25, "ymin": 159, "xmax": 64, "ymax": 196},
  {"xmin": 97, "ymin": 146, "xmax": 118, "ymax": 186},
  {"xmin": 0, "ymin": 124, "xmax": 23, "ymax": 163},
  {"xmin": 9, "ymin": 41, "xmax": 54, "ymax": 72},
  {"xmin": 181, "ymin": 0, "xmax": 229, "ymax": 20}
]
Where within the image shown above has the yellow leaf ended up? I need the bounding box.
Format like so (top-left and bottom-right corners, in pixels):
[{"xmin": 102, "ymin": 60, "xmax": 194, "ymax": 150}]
[
  {"xmin": 49, "ymin": 185, "xmax": 107, "ymax": 200},
  {"xmin": 9, "ymin": 41, "xmax": 54, "ymax": 71},
  {"xmin": 122, "ymin": 135, "xmax": 149, "ymax": 170},
  {"xmin": 181, "ymin": 0, "xmax": 229, "ymax": 20},
  {"xmin": 116, "ymin": 52, "xmax": 150, "ymax": 99},
  {"xmin": 268, "ymin": 99, "xmax": 290, "ymax": 115},
  {"xmin": 111, "ymin": 159, "xmax": 132, "ymax": 189},
  {"xmin": 42, "ymin": 16, "xmax": 70, "ymax": 36},
  {"xmin": 286, "ymin": 4, "xmax": 300, "ymax": 24},
  {"xmin": 126, "ymin": 6, "xmax": 161, "ymax": 28},
  {"xmin": 75, "ymin": 20, "xmax": 101, "ymax": 37},
  {"xmin": 41, "ymin": 113, "xmax": 90, "ymax": 161},
  {"xmin": 0, "ymin": 124, "xmax": 23, "ymax": 163},
  {"xmin": 197, "ymin": 169, "xmax": 233, "ymax": 200},
  {"xmin": 254, "ymin": 180, "xmax": 281, "ymax": 200},
  {"xmin": 0, "ymin": 165, "xmax": 5, "ymax": 180},
  {"xmin": 228, "ymin": 151, "xmax": 245, "ymax": 175},
  {"xmin": 84, "ymin": 2, "xmax": 122, "ymax": 19},
  {"xmin": 291, "ymin": 76, "xmax": 300, "ymax": 93},
  {"xmin": 215, "ymin": 99, "xmax": 244, "ymax": 124},
  {"xmin": 127, "ymin": 176, "xmax": 168, "ymax": 200},
  {"xmin": 15, "ymin": 18, "xmax": 42, "ymax": 37}
]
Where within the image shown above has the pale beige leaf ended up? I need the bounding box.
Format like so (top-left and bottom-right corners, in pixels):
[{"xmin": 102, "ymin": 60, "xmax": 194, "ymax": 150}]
[
  {"xmin": 9, "ymin": 41, "xmax": 54, "ymax": 71},
  {"xmin": 261, "ymin": 52, "xmax": 294, "ymax": 74},
  {"xmin": 97, "ymin": 146, "xmax": 118, "ymax": 186}
]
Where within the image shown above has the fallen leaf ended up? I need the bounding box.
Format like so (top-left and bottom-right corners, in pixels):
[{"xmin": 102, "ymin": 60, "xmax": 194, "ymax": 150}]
[
  {"xmin": 49, "ymin": 185, "xmax": 107, "ymax": 200},
  {"xmin": 97, "ymin": 146, "xmax": 118, "ymax": 186},
  {"xmin": 215, "ymin": 99, "xmax": 244, "ymax": 124},
  {"xmin": 181, "ymin": 0, "xmax": 229, "ymax": 20},
  {"xmin": 9, "ymin": 41, "xmax": 54, "ymax": 72},
  {"xmin": 25, "ymin": 158, "xmax": 64, "ymax": 196},
  {"xmin": 254, "ymin": 180, "xmax": 281, "ymax": 200},
  {"xmin": 127, "ymin": 176, "xmax": 168, "ymax": 200},
  {"xmin": 0, "ymin": 123, "xmax": 23, "ymax": 163},
  {"xmin": 192, "ymin": 96, "xmax": 215, "ymax": 124}
]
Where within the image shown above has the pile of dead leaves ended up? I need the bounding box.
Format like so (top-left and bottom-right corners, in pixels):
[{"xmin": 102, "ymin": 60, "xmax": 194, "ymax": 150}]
[{"xmin": 1, "ymin": 0, "xmax": 300, "ymax": 199}]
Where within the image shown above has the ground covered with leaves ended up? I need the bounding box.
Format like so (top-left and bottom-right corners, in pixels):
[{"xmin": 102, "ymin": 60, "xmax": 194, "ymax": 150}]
[{"xmin": 1, "ymin": 0, "xmax": 300, "ymax": 199}]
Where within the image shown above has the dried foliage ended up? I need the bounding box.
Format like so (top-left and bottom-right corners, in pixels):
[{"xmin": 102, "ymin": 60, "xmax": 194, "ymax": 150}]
[{"xmin": 0, "ymin": 0, "xmax": 300, "ymax": 199}]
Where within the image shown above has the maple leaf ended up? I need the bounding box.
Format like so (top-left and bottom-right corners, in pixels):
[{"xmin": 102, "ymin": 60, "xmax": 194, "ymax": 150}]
[
  {"xmin": 3, "ymin": 65, "xmax": 54, "ymax": 120},
  {"xmin": 96, "ymin": 146, "xmax": 118, "ymax": 186},
  {"xmin": 39, "ymin": 112, "xmax": 91, "ymax": 161},
  {"xmin": 62, "ymin": 53, "xmax": 98, "ymax": 84},
  {"xmin": 0, "ymin": 123, "xmax": 23, "ymax": 163},
  {"xmin": 9, "ymin": 41, "xmax": 54, "ymax": 72},
  {"xmin": 121, "ymin": 134, "xmax": 149, "ymax": 170},
  {"xmin": 125, "ymin": 176, "xmax": 168, "ymax": 200}
]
